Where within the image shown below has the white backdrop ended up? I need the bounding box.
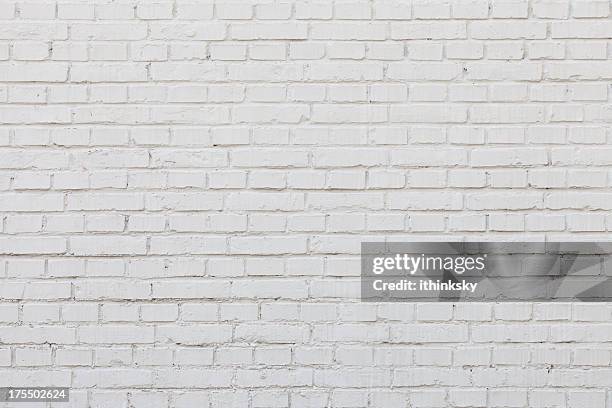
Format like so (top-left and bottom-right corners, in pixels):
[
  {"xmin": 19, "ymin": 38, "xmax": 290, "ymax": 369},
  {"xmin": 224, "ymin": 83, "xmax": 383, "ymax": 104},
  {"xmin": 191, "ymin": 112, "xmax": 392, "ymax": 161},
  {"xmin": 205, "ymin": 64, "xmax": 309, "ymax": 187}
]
[{"xmin": 1, "ymin": 1, "xmax": 612, "ymax": 407}]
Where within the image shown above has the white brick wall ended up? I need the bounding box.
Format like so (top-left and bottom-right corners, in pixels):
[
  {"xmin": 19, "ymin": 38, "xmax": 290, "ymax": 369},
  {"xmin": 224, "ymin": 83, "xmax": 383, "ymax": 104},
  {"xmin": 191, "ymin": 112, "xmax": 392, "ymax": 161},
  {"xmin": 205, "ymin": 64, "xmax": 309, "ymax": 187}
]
[{"xmin": 1, "ymin": 0, "xmax": 612, "ymax": 406}]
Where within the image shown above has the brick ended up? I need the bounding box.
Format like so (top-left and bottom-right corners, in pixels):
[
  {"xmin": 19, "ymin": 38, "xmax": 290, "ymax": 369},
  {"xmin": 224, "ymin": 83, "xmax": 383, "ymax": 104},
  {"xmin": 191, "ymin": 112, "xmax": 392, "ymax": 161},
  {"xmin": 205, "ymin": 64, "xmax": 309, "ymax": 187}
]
[
  {"xmin": 391, "ymin": 22, "xmax": 467, "ymax": 39},
  {"xmin": 472, "ymin": 22, "xmax": 546, "ymax": 39},
  {"xmin": 15, "ymin": 347, "xmax": 52, "ymax": 366}
]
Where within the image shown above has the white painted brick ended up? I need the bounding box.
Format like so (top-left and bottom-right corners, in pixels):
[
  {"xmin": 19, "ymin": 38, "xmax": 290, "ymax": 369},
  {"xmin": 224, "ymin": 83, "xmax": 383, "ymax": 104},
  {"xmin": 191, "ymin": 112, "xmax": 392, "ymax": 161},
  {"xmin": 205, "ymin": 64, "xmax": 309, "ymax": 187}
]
[
  {"xmin": 137, "ymin": 3, "xmax": 173, "ymax": 20},
  {"xmin": 141, "ymin": 304, "xmax": 178, "ymax": 322},
  {"xmin": 532, "ymin": 0, "xmax": 569, "ymax": 18},
  {"xmin": 449, "ymin": 389, "xmax": 487, "ymax": 407},
  {"xmin": 58, "ymin": 4, "xmax": 94, "ymax": 20},
  {"xmin": 135, "ymin": 347, "xmax": 173, "ymax": 366},
  {"xmin": 249, "ymin": 43, "xmax": 286, "ymax": 60},
  {"xmin": 95, "ymin": 4, "xmax": 135, "ymax": 20},
  {"xmin": 12, "ymin": 41, "xmax": 49, "ymax": 61},
  {"xmin": 493, "ymin": 347, "xmax": 530, "ymax": 365},
  {"xmin": 102, "ymin": 304, "xmax": 139, "ymax": 322},
  {"xmin": 567, "ymin": 391, "xmax": 605, "ymax": 407},
  {"xmin": 531, "ymin": 347, "xmax": 571, "ymax": 366},
  {"xmin": 410, "ymin": 214, "xmax": 446, "ymax": 231},
  {"xmin": 573, "ymin": 348, "xmax": 611, "ymax": 366},
  {"xmin": 413, "ymin": 1, "xmax": 451, "ymax": 19},
  {"xmin": 289, "ymin": 42, "xmax": 325, "ymax": 60},
  {"xmin": 371, "ymin": 391, "xmax": 409, "ymax": 408},
  {"xmin": 56, "ymin": 349, "xmax": 92, "ymax": 366},
  {"xmin": 472, "ymin": 21, "xmax": 546, "ymax": 39},
  {"xmin": 90, "ymin": 391, "xmax": 128, "ymax": 408},
  {"xmin": 449, "ymin": 215, "xmax": 486, "ymax": 232},
  {"xmin": 572, "ymin": 0, "xmax": 610, "ymax": 17},
  {"xmin": 19, "ymin": 3, "xmax": 55, "ymax": 19},
  {"xmin": 411, "ymin": 390, "xmax": 447, "ymax": 408},
  {"xmin": 529, "ymin": 390, "xmax": 566, "ymax": 407},
  {"xmin": 0, "ymin": 3, "xmax": 14, "ymax": 19},
  {"xmin": 5, "ymin": 215, "xmax": 43, "ymax": 233},
  {"xmin": 62, "ymin": 303, "xmax": 98, "ymax": 322},
  {"xmin": 0, "ymin": 304, "xmax": 19, "ymax": 322},
  {"xmin": 23, "ymin": 303, "xmax": 60, "ymax": 323},
  {"xmin": 529, "ymin": 41, "xmax": 565, "ymax": 60},
  {"xmin": 131, "ymin": 43, "xmax": 167, "ymax": 62},
  {"xmin": 51, "ymin": 41, "xmax": 88, "ymax": 61},
  {"xmin": 373, "ymin": 1, "xmax": 411, "ymax": 19},
  {"xmin": 0, "ymin": 2, "xmax": 609, "ymax": 402},
  {"xmin": 216, "ymin": 347, "xmax": 252, "ymax": 365},
  {"xmin": 491, "ymin": 1, "xmax": 529, "ymax": 18},
  {"xmin": 408, "ymin": 42, "xmax": 444, "ymax": 61},
  {"xmin": 15, "ymin": 347, "xmax": 52, "ymax": 366},
  {"xmin": 489, "ymin": 389, "xmax": 528, "ymax": 407},
  {"xmin": 573, "ymin": 304, "xmax": 611, "ymax": 322},
  {"xmin": 175, "ymin": 3, "xmax": 213, "ymax": 20},
  {"xmin": 414, "ymin": 348, "xmax": 452, "ymax": 366},
  {"xmin": 219, "ymin": 303, "xmax": 258, "ymax": 321}
]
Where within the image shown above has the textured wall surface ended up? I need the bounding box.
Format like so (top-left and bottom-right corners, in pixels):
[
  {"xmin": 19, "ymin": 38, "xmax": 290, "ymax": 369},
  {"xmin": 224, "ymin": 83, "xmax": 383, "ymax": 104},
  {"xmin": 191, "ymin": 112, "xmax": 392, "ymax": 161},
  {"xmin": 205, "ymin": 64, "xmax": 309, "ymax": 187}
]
[{"xmin": 2, "ymin": 0, "xmax": 612, "ymax": 407}]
